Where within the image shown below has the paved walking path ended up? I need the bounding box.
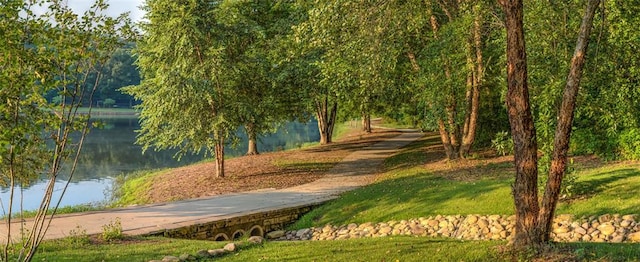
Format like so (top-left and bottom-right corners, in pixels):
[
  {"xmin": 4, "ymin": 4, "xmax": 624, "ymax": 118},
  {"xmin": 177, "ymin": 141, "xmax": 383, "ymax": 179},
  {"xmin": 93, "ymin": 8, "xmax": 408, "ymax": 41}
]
[{"xmin": 0, "ymin": 130, "xmax": 423, "ymax": 242}]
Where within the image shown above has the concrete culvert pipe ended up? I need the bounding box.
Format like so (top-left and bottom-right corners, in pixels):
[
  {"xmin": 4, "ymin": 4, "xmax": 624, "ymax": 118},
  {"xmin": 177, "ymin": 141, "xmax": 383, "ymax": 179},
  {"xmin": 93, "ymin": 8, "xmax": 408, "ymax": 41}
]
[
  {"xmin": 232, "ymin": 230, "xmax": 245, "ymax": 240},
  {"xmin": 213, "ymin": 233, "xmax": 229, "ymax": 241},
  {"xmin": 248, "ymin": 225, "xmax": 264, "ymax": 237}
]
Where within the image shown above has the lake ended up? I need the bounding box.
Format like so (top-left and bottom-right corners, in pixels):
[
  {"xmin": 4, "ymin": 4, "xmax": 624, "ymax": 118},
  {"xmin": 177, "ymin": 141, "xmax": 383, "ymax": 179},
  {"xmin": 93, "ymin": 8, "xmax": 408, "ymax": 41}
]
[{"xmin": 0, "ymin": 117, "xmax": 320, "ymax": 212}]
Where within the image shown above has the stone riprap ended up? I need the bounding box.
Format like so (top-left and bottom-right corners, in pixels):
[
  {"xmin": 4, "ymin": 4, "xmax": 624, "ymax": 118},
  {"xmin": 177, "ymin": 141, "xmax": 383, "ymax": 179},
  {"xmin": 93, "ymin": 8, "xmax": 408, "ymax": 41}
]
[{"xmin": 269, "ymin": 214, "xmax": 640, "ymax": 243}]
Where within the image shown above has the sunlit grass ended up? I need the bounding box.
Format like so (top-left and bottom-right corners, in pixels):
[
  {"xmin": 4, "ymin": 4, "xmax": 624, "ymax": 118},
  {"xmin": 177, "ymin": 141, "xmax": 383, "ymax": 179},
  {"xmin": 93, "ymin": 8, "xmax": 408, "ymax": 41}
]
[
  {"xmin": 556, "ymin": 162, "xmax": 640, "ymax": 217},
  {"xmin": 291, "ymin": 137, "xmax": 640, "ymax": 229},
  {"xmin": 216, "ymin": 237, "xmax": 505, "ymax": 262},
  {"xmin": 110, "ymin": 169, "xmax": 166, "ymax": 206},
  {"xmin": 34, "ymin": 237, "xmax": 226, "ymax": 262}
]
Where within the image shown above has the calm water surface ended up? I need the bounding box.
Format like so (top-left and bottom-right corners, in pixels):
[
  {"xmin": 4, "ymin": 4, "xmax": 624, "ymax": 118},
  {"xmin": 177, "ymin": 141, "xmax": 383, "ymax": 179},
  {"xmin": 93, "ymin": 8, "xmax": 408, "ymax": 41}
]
[{"xmin": 0, "ymin": 117, "xmax": 320, "ymax": 212}]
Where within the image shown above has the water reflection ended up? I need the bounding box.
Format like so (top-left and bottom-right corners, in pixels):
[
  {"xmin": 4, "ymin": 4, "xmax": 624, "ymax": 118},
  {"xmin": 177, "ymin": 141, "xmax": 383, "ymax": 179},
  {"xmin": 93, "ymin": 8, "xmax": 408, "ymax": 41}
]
[{"xmin": 0, "ymin": 117, "xmax": 319, "ymax": 212}]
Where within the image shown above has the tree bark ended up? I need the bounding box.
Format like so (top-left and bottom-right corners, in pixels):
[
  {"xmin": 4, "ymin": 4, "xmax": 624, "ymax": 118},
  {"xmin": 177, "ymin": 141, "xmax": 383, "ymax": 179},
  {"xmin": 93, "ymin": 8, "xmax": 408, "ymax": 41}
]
[
  {"xmin": 438, "ymin": 119, "xmax": 457, "ymax": 159},
  {"xmin": 429, "ymin": 6, "xmax": 463, "ymax": 160},
  {"xmin": 362, "ymin": 113, "xmax": 371, "ymax": 133},
  {"xmin": 537, "ymin": 0, "xmax": 600, "ymax": 242},
  {"xmin": 214, "ymin": 135, "xmax": 225, "ymax": 178},
  {"xmin": 461, "ymin": 8, "xmax": 483, "ymax": 157},
  {"xmin": 245, "ymin": 123, "xmax": 259, "ymax": 155},
  {"xmin": 501, "ymin": 0, "xmax": 542, "ymax": 247},
  {"xmin": 316, "ymin": 96, "xmax": 337, "ymax": 145}
]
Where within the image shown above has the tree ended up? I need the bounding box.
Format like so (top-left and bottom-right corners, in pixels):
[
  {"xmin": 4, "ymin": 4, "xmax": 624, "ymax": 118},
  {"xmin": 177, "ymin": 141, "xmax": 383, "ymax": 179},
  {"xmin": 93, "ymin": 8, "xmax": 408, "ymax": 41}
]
[
  {"xmin": 0, "ymin": 0, "xmax": 132, "ymax": 260},
  {"xmin": 500, "ymin": 0, "xmax": 600, "ymax": 249},
  {"xmin": 226, "ymin": 1, "xmax": 306, "ymax": 155},
  {"xmin": 396, "ymin": 0, "xmax": 496, "ymax": 160},
  {"xmin": 126, "ymin": 0, "xmax": 298, "ymax": 175},
  {"xmin": 124, "ymin": 0, "xmax": 236, "ymax": 178},
  {"xmin": 100, "ymin": 46, "xmax": 140, "ymax": 107}
]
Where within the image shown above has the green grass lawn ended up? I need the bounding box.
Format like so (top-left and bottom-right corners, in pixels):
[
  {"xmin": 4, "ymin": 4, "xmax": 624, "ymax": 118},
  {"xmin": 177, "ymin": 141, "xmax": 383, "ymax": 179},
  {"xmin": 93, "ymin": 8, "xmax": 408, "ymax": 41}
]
[
  {"xmin": 34, "ymin": 237, "xmax": 226, "ymax": 262},
  {"xmin": 215, "ymin": 237, "xmax": 505, "ymax": 262},
  {"xmin": 30, "ymin": 132, "xmax": 640, "ymax": 261},
  {"xmin": 291, "ymin": 136, "xmax": 640, "ymax": 229}
]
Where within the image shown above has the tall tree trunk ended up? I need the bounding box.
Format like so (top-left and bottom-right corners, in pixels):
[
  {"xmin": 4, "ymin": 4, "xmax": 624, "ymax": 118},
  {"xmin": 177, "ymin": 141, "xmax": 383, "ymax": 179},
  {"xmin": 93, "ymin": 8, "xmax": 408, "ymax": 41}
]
[
  {"xmin": 429, "ymin": 7, "xmax": 462, "ymax": 160},
  {"xmin": 328, "ymin": 101, "xmax": 337, "ymax": 141},
  {"xmin": 214, "ymin": 135, "xmax": 225, "ymax": 178},
  {"xmin": 438, "ymin": 119, "xmax": 457, "ymax": 159},
  {"xmin": 537, "ymin": 0, "xmax": 600, "ymax": 242},
  {"xmin": 362, "ymin": 113, "xmax": 371, "ymax": 133},
  {"xmin": 501, "ymin": 0, "xmax": 541, "ymax": 248},
  {"xmin": 245, "ymin": 123, "xmax": 259, "ymax": 155},
  {"xmin": 316, "ymin": 97, "xmax": 338, "ymax": 145},
  {"xmin": 461, "ymin": 8, "xmax": 483, "ymax": 157}
]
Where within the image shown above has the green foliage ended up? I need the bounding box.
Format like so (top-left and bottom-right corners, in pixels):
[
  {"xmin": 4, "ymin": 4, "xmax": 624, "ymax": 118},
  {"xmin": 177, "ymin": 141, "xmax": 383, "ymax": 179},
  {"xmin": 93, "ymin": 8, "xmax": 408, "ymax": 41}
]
[
  {"xmin": 123, "ymin": 0, "xmax": 233, "ymax": 160},
  {"xmin": 539, "ymin": 158, "xmax": 579, "ymax": 200},
  {"xmin": 101, "ymin": 217, "xmax": 124, "ymax": 242},
  {"xmin": 1, "ymin": 0, "xmax": 134, "ymax": 259},
  {"xmin": 125, "ymin": 0, "xmax": 301, "ymax": 162},
  {"xmin": 618, "ymin": 128, "xmax": 640, "ymax": 160},
  {"xmin": 491, "ymin": 131, "xmax": 514, "ymax": 156},
  {"xmin": 62, "ymin": 225, "xmax": 90, "ymax": 247},
  {"xmin": 568, "ymin": 127, "xmax": 620, "ymax": 160},
  {"xmin": 102, "ymin": 98, "xmax": 116, "ymax": 108}
]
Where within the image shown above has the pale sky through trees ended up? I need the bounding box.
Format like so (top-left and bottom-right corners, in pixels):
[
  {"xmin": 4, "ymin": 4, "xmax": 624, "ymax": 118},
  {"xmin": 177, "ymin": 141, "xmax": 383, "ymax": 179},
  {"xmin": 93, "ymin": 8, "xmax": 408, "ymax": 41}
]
[{"xmin": 32, "ymin": 0, "xmax": 145, "ymax": 22}]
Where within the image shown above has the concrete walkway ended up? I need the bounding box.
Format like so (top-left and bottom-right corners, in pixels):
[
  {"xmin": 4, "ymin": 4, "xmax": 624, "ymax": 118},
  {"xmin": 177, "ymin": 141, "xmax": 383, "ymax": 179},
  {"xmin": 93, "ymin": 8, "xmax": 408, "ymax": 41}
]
[{"xmin": 0, "ymin": 130, "xmax": 423, "ymax": 242}]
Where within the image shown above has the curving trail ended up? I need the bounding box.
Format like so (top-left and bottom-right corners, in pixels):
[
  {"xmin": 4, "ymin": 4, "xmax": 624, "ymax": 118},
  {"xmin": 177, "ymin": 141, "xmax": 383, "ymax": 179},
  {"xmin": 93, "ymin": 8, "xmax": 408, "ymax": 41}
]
[{"xmin": 0, "ymin": 130, "xmax": 423, "ymax": 242}]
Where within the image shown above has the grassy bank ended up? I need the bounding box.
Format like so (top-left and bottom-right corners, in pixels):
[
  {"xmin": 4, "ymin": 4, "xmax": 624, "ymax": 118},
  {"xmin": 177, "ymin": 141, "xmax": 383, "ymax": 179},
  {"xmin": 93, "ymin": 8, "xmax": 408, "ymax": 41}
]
[
  {"xmin": 32, "ymin": 234, "xmax": 639, "ymax": 262},
  {"xmin": 291, "ymin": 135, "xmax": 640, "ymax": 229}
]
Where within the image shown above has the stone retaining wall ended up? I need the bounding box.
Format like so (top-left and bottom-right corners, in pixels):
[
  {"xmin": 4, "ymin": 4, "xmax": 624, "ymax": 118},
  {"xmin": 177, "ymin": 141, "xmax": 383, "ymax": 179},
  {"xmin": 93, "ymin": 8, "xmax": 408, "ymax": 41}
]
[{"xmin": 269, "ymin": 214, "xmax": 640, "ymax": 243}]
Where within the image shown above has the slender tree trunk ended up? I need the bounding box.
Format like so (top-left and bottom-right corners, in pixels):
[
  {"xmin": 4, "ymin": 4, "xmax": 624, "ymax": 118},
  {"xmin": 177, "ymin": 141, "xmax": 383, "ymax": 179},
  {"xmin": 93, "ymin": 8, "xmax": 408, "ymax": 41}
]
[
  {"xmin": 316, "ymin": 97, "xmax": 338, "ymax": 145},
  {"xmin": 214, "ymin": 137, "xmax": 225, "ymax": 178},
  {"xmin": 328, "ymin": 101, "xmax": 337, "ymax": 142},
  {"xmin": 245, "ymin": 123, "xmax": 259, "ymax": 155},
  {"xmin": 438, "ymin": 119, "xmax": 457, "ymax": 159},
  {"xmin": 537, "ymin": 0, "xmax": 600, "ymax": 242},
  {"xmin": 429, "ymin": 7, "xmax": 462, "ymax": 160},
  {"xmin": 461, "ymin": 8, "xmax": 483, "ymax": 157},
  {"xmin": 501, "ymin": 0, "xmax": 542, "ymax": 248},
  {"xmin": 362, "ymin": 113, "xmax": 371, "ymax": 133}
]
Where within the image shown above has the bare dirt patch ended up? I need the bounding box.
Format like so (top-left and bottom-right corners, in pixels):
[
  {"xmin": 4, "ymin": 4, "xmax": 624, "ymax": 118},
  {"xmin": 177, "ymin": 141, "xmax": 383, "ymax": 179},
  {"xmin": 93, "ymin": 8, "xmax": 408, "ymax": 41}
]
[{"xmin": 142, "ymin": 129, "xmax": 402, "ymax": 204}]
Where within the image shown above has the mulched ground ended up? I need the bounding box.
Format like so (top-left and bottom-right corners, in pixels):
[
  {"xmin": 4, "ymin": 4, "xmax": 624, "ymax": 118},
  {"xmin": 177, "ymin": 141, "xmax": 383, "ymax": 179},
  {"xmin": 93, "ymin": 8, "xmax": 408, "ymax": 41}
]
[{"xmin": 142, "ymin": 128, "xmax": 403, "ymax": 203}]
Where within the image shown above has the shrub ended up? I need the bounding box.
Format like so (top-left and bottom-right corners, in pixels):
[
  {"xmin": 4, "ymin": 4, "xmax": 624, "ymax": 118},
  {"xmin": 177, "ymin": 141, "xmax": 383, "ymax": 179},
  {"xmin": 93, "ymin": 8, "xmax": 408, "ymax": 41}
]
[
  {"xmin": 102, "ymin": 217, "xmax": 123, "ymax": 241},
  {"xmin": 62, "ymin": 225, "xmax": 90, "ymax": 247},
  {"xmin": 103, "ymin": 98, "xmax": 116, "ymax": 108},
  {"xmin": 618, "ymin": 128, "xmax": 640, "ymax": 160},
  {"xmin": 491, "ymin": 131, "xmax": 513, "ymax": 156}
]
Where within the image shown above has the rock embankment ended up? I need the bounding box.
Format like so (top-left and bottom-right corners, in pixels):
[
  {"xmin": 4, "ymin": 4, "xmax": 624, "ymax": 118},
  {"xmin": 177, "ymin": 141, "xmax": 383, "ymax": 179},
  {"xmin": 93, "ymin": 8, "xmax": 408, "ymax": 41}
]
[{"xmin": 269, "ymin": 214, "xmax": 640, "ymax": 243}]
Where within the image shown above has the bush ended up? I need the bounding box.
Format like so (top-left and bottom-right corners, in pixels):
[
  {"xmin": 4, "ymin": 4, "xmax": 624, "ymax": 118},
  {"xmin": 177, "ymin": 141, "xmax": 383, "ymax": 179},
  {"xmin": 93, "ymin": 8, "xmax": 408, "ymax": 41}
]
[
  {"xmin": 618, "ymin": 128, "xmax": 640, "ymax": 160},
  {"xmin": 103, "ymin": 98, "xmax": 116, "ymax": 108},
  {"xmin": 62, "ymin": 225, "xmax": 90, "ymax": 247},
  {"xmin": 491, "ymin": 131, "xmax": 513, "ymax": 156},
  {"xmin": 102, "ymin": 217, "xmax": 123, "ymax": 241},
  {"xmin": 569, "ymin": 128, "xmax": 618, "ymax": 159}
]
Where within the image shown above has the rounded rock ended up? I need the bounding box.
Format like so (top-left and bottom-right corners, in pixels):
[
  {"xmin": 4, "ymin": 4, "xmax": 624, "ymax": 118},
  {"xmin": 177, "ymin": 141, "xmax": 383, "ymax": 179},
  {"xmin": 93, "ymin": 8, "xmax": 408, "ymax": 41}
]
[
  {"xmin": 223, "ymin": 243, "xmax": 236, "ymax": 252},
  {"xmin": 597, "ymin": 223, "xmax": 616, "ymax": 236}
]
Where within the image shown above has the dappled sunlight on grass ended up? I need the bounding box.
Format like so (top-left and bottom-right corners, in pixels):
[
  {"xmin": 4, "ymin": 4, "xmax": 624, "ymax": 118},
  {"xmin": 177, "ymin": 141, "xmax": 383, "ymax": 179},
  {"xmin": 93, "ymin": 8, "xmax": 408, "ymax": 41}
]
[
  {"xmin": 293, "ymin": 167, "xmax": 514, "ymax": 227},
  {"xmin": 557, "ymin": 163, "xmax": 640, "ymax": 217}
]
